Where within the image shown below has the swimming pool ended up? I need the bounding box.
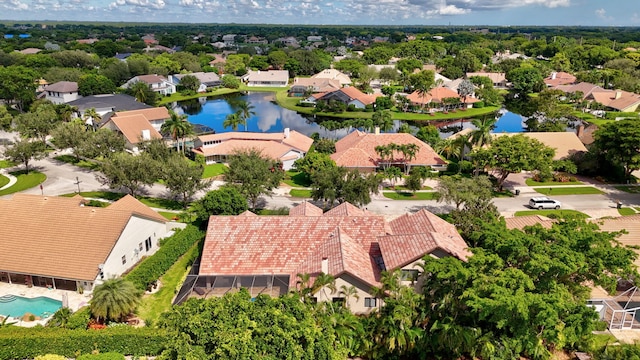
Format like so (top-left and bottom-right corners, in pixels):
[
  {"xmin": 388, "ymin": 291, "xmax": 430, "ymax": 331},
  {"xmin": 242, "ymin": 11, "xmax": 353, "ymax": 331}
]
[{"xmin": 0, "ymin": 295, "xmax": 62, "ymax": 318}]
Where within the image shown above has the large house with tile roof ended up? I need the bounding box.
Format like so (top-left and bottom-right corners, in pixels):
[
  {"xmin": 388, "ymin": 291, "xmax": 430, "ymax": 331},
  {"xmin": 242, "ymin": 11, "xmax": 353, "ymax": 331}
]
[
  {"xmin": 68, "ymin": 94, "xmax": 152, "ymax": 119},
  {"xmin": 311, "ymin": 69, "xmax": 351, "ymax": 86},
  {"xmin": 122, "ymin": 74, "xmax": 176, "ymax": 96},
  {"xmin": 101, "ymin": 112, "xmax": 164, "ymax": 153},
  {"xmin": 185, "ymin": 202, "xmax": 470, "ymax": 313},
  {"xmin": 110, "ymin": 107, "xmax": 170, "ymax": 132},
  {"xmin": 191, "ymin": 128, "xmax": 313, "ymax": 170},
  {"xmin": 0, "ymin": 194, "xmax": 174, "ymax": 293},
  {"xmin": 544, "ymin": 71, "xmax": 577, "ymax": 87},
  {"xmin": 289, "ymin": 77, "xmax": 341, "ymax": 97},
  {"xmin": 312, "ymin": 86, "xmax": 380, "ymax": 109},
  {"xmin": 406, "ymin": 86, "xmax": 479, "ymax": 111},
  {"xmin": 331, "ymin": 130, "xmax": 447, "ymax": 173},
  {"xmin": 243, "ymin": 70, "xmax": 289, "ymax": 87},
  {"xmin": 554, "ymin": 82, "xmax": 640, "ymax": 112},
  {"xmin": 45, "ymin": 81, "xmax": 81, "ymax": 104}
]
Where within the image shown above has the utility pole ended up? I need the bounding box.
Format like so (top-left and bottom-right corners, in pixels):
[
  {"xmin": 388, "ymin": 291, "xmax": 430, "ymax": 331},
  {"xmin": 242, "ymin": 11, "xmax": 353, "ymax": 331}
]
[{"xmin": 74, "ymin": 176, "xmax": 82, "ymax": 194}]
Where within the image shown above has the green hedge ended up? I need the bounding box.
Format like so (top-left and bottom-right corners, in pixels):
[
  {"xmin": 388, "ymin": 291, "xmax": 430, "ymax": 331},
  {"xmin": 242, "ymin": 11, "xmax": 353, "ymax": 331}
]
[
  {"xmin": 0, "ymin": 327, "xmax": 167, "ymax": 359},
  {"xmin": 125, "ymin": 225, "xmax": 204, "ymax": 291},
  {"xmin": 77, "ymin": 353, "xmax": 125, "ymax": 360},
  {"xmin": 604, "ymin": 111, "xmax": 639, "ymax": 119}
]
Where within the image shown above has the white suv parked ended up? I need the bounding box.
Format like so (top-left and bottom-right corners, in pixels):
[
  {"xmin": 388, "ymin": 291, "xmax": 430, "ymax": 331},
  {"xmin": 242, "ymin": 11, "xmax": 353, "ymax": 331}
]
[{"xmin": 529, "ymin": 197, "xmax": 561, "ymax": 210}]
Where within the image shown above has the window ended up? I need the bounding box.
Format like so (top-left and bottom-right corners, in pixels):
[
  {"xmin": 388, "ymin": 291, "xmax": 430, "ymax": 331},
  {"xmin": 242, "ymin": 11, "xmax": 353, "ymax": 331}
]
[
  {"xmin": 139, "ymin": 242, "xmax": 144, "ymax": 251},
  {"xmin": 121, "ymin": 255, "xmax": 127, "ymax": 265},
  {"xmin": 365, "ymin": 298, "xmax": 377, "ymax": 307},
  {"xmin": 401, "ymin": 269, "xmax": 419, "ymax": 281},
  {"xmin": 332, "ymin": 297, "xmax": 345, "ymax": 304},
  {"xmin": 145, "ymin": 237, "xmax": 152, "ymax": 251}
]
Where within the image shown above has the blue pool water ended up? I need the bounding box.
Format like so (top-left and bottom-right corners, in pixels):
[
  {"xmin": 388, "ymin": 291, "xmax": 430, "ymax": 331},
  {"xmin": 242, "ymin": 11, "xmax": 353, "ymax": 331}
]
[{"xmin": 0, "ymin": 295, "xmax": 62, "ymax": 318}]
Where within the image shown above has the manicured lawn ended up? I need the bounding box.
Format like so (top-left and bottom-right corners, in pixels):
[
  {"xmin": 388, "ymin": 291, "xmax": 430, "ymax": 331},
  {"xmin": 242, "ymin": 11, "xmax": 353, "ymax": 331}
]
[
  {"xmin": 514, "ymin": 209, "xmax": 589, "ymax": 218},
  {"xmin": 525, "ymin": 178, "xmax": 583, "ymax": 186},
  {"xmin": 257, "ymin": 208, "xmax": 290, "ymax": 215},
  {"xmin": 534, "ymin": 187, "xmax": 604, "ymax": 195},
  {"xmin": 384, "ymin": 185, "xmax": 433, "ymax": 191},
  {"xmin": 618, "ymin": 207, "xmax": 638, "ymax": 216},
  {"xmin": 202, "ymin": 163, "xmax": 227, "ymax": 178},
  {"xmin": 61, "ymin": 191, "xmax": 126, "ymax": 201},
  {"xmin": 158, "ymin": 211, "xmax": 180, "ymax": 221},
  {"xmin": 290, "ymin": 189, "xmax": 312, "ymax": 198},
  {"xmin": 158, "ymin": 87, "xmax": 239, "ymax": 105},
  {"xmin": 61, "ymin": 191, "xmax": 184, "ymax": 210},
  {"xmin": 0, "ymin": 160, "xmax": 15, "ymax": 169},
  {"xmin": 615, "ymin": 185, "xmax": 640, "ymax": 194},
  {"xmin": 383, "ymin": 191, "xmax": 438, "ymax": 200},
  {"xmin": 137, "ymin": 242, "xmax": 201, "ymax": 323},
  {"xmin": 283, "ymin": 171, "xmax": 311, "ymax": 187},
  {"xmin": 53, "ymin": 155, "xmax": 101, "ymax": 171},
  {"xmin": 0, "ymin": 174, "xmax": 8, "ymax": 188},
  {"xmin": 0, "ymin": 171, "xmax": 46, "ymax": 196}
]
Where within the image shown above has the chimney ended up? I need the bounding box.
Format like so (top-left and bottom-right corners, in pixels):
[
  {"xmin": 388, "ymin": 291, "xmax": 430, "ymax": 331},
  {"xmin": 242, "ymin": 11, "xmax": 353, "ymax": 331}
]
[
  {"xmin": 141, "ymin": 129, "xmax": 151, "ymax": 141},
  {"xmin": 576, "ymin": 124, "xmax": 584, "ymax": 138},
  {"xmin": 374, "ymin": 126, "xmax": 380, "ymax": 135},
  {"xmin": 615, "ymin": 91, "xmax": 622, "ymax": 100},
  {"xmin": 551, "ymin": 72, "xmax": 557, "ymax": 80},
  {"xmin": 284, "ymin": 127, "xmax": 290, "ymax": 139},
  {"xmin": 321, "ymin": 257, "xmax": 328, "ymax": 274}
]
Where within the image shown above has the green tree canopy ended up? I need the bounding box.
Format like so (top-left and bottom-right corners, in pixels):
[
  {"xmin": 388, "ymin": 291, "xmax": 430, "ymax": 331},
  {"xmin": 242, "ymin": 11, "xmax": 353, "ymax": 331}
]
[
  {"xmin": 190, "ymin": 186, "xmax": 249, "ymax": 224},
  {"xmin": 3, "ymin": 138, "xmax": 46, "ymax": 174},
  {"xmin": 96, "ymin": 152, "xmax": 158, "ymax": 196},
  {"xmin": 507, "ymin": 67, "xmax": 545, "ymax": 95},
  {"xmin": 162, "ymin": 154, "xmax": 209, "ymax": 208},
  {"xmin": 593, "ymin": 119, "xmax": 640, "ymax": 179},
  {"xmin": 224, "ymin": 148, "xmax": 284, "ymax": 209},
  {"xmin": 78, "ymin": 74, "xmax": 116, "ymax": 96},
  {"xmin": 51, "ymin": 120, "xmax": 90, "ymax": 160}
]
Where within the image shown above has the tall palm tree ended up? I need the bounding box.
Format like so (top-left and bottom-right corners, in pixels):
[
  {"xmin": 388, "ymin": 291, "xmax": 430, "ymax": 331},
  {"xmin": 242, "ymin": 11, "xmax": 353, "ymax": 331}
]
[
  {"xmin": 236, "ymin": 100, "xmax": 255, "ymax": 132},
  {"xmin": 83, "ymin": 108, "xmax": 101, "ymax": 131},
  {"xmin": 90, "ymin": 278, "xmax": 141, "ymax": 323},
  {"xmin": 223, "ymin": 111, "xmax": 243, "ymax": 132},
  {"xmin": 338, "ymin": 285, "xmax": 360, "ymax": 309},
  {"xmin": 130, "ymin": 81, "xmax": 150, "ymax": 104},
  {"xmin": 401, "ymin": 143, "xmax": 419, "ymax": 174},
  {"xmin": 161, "ymin": 110, "xmax": 190, "ymax": 152},
  {"xmin": 435, "ymin": 138, "xmax": 457, "ymax": 161},
  {"xmin": 469, "ymin": 116, "xmax": 496, "ymax": 149},
  {"xmin": 375, "ymin": 145, "xmax": 393, "ymax": 169},
  {"xmin": 452, "ymin": 133, "xmax": 472, "ymax": 163}
]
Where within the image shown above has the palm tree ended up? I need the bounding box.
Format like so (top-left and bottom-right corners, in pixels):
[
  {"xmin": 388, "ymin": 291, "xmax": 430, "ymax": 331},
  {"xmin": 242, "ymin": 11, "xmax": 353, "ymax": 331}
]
[
  {"xmin": 83, "ymin": 108, "xmax": 101, "ymax": 131},
  {"xmin": 452, "ymin": 133, "xmax": 472, "ymax": 163},
  {"xmin": 223, "ymin": 111, "xmax": 243, "ymax": 131},
  {"xmin": 236, "ymin": 100, "xmax": 255, "ymax": 131},
  {"xmin": 338, "ymin": 285, "xmax": 360, "ymax": 309},
  {"xmin": 375, "ymin": 144, "xmax": 393, "ymax": 170},
  {"xmin": 435, "ymin": 138, "xmax": 457, "ymax": 161},
  {"xmin": 161, "ymin": 110, "xmax": 190, "ymax": 152},
  {"xmin": 311, "ymin": 273, "xmax": 336, "ymax": 308},
  {"xmin": 469, "ymin": 116, "xmax": 496, "ymax": 149},
  {"xmin": 129, "ymin": 81, "xmax": 150, "ymax": 104},
  {"xmin": 90, "ymin": 278, "xmax": 141, "ymax": 323}
]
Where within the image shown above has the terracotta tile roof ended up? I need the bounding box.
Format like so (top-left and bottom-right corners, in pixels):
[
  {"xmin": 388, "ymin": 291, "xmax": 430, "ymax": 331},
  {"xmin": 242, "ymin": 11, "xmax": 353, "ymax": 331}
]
[
  {"xmin": 554, "ymin": 82, "xmax": 604, "ymax": 98},
  {"xmin": 135, "ymin": 74, "xmax": 168, "ymax": 84},
  {"xmin": 0, "ymin": 194, "xmax": 164, "ymax": 281},
  {"xmin": 289, "ymin": 201, "xmax": 324, "ymax": 216},
  {"xmin": 591, "ymin": 90, "xmax": 640, "ymax": 112},
  {"xmin": 291, "ymin": 77, "xmax": 341, "ymax": 93},
  {"xmin": 107, "ymin": 194, "xmax": 167, "ymax": 223},
  {"xmin": 331, "ymin": 130, "xmax": 446, "ymax": 168},
  {"xmin": 196, "ymin": 131, "xmax": 313, "ymax": 153},
  {"xmin": 238, "ymin": 210, "xmax": 257, "ymax": 217},
  {"xmin": 327, "ymin": 86, "xmax": 379, "ymax": 105},
  {"xmin": 544, "ymin": 72, "xmax": 577, "ymax": 86},
  {"xmin": 311, "ymin": 69, "xmax": 351, "ymax": 85},
  {"xmin": 200, "ymin": 202, "xmax": 469, "ymax": 291},
  {"xmin": 112, "ymin": 107, "xmax": 170, "ymax": 122},
  {"xmin": 592, "ymin": 215, "xmax": 640, "ymax": 268},
  {"xmin": 107, "ymin": 114, "xmax": 163, "ymax": 145},
  {"xmin": 46, "ymin": 81, "xmax": 78, "ymax": 93},
  {"xmin": 493, "ymin": 132, "xmax": 587, "ymax": 160},
  {"xmin": 504, "ymin": 215, "xmax": 556, "ymax": 230},
  {"xmin": 407, "ymin": 87, "xmax": 478, "ymax": 105}
]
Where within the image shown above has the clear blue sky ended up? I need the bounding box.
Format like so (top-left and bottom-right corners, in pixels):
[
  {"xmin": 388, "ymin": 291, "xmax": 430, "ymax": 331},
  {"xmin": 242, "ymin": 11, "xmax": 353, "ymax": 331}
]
[{"xmin": 1, "ymin": 0, "xmax": 639, "ymax": 26}]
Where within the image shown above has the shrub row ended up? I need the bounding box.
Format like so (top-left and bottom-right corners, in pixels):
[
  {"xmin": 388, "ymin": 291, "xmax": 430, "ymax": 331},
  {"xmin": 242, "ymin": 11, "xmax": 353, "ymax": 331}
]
[
  {"xmin": 77, "ymin": 352, "xmax": 126, "ymax": 360},
  {"xmin": 125, "ymin": 225, "xmax": 204, "ymax": 291},
  {"xmin": 604, "ymin": 111, "xmax": 639, "ymax": 119},
  {"xmin": 0, "ymin": 327, "xmax": 167, "ymax": 360}
]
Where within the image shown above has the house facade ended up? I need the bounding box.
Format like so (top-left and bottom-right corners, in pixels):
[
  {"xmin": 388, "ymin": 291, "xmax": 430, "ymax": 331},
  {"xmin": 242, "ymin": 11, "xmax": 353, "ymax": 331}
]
[
  {"xmin": 466, "ymin": 72, "xmax": 508, "ymax": 88},
  {"xmin": 289, "ymin": 77, "xmax": 341, "ymax": 97},
  {"xmin": 170, "ymin": 72, "xmax": 221, "ymax": 92},
  {"xmin": 0, "ymin": 194, "xmax": 174, "ymax": 293},
  {"xmin": 184, "ymin": 202, "xmax": 470, "ymax": 313},
  {"xmin": 102, "ymin": 113, "xmax": 163, "ymax": 153},
  {"xmin": 243, "ymin": 70, "xmax": 289, "ymax": 87},
  {"xmin": 111, "ymin": 107, "xmax": 171, "ymax": 132},
  {"xmin": 313, "ymin": 86, "xmax": 379, "ymax": 109},
  {"xmin": 45, "ymin": 81, "xmax": 81, "ymax": 104},
  {"xmin": 406, "ymin": 86, "xmax": 479, "ymax": 111},
  {"xmin": 191, "ymin": 129, "xmax": 313, "ymax": 170},
  {"xmin": 122, "ymin": 75, "xmax": 176, "ymax": 96}
]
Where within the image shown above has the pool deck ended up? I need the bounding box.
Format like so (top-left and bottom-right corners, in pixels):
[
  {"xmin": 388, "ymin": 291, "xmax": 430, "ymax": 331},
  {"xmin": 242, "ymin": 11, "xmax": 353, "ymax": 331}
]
[{"xmin": 0, "ymin": 282, "xmax": 90, "ymax": 327}]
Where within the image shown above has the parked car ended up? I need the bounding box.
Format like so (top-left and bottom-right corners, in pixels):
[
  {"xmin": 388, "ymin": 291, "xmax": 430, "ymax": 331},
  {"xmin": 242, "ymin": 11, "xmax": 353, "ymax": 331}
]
[{"xmin": 529, "ymin": 197, "xmax": 561, "ymax": 210}]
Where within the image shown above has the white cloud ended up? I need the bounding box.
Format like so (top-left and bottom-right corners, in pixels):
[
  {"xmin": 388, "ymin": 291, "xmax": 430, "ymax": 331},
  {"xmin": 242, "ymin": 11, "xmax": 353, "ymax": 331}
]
[{"xmin": 595, "ymin": 8, "xmax": 613, "ymax": 21}]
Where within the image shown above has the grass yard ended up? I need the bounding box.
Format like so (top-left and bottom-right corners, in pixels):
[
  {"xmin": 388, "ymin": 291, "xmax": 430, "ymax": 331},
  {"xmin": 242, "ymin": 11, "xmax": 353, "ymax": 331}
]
[
  {"xmin": 0, "ymin": 160, "xmax": 15, "ymax": 169},
  {"xmin": 53, "ymin": 155, "xmax": 101, "ymax": 171},
  {"xmin": 290, "ymin": 189, "xmax": 312, "ymax": 198},
  {"xmin": 202, "ymin": 163, "xmax": 227, "ymax": 178},
  {"xmin": 0, "ymin": 171, "xmax": 46, "ymax": 196},
  {"xmin": 136, "ymin": 242, "xmax": 201, "ymax": 324},
  {"xmin": 61, "ymin": 191, "xmax": 184, "ymax": 210},
  {"xmin": 383, "ymin": 191, "xmax": 438, "ymax": 200},
  {"xmin": 283, "ymin": 171, "xmax": 312, "ymax": 187},
  {"xmin": 618, "ymin": 207, "xmax": 638, "ymax": 216},
  {"xmin": 384, "ymin": 185, "xmax": 433, "ymax": 191},
  {"xmin": 158, "ymin": 211, "xmax": 180, "ymax": 221},
  {"xmin": 61, "ymin": 191, "xmax": 126, "ymax": 201},
  {"xmin": 0, "ymin": 174, "xmax": 9, "ymax": 188},
  {"xmin": 514, "ymin": 209, "xmax": 589, "ymax": 219},
  {"xmin": 257, "ymin": 207, "xmax": 290, "ymax": 215},
  {"xmin": 615, "ymin": 185, "xmax": 640, "ymax": 194},
  {"xmin": 534, "ymin": 187, "xmax": 604, "ymax": 195},
  {"xmin": 525, "ymin": 178, "xmax": 583, "ymax": 186},
  {"xmin": 158, "ymin": 87, "xmax": 239, "ymax": 105}
]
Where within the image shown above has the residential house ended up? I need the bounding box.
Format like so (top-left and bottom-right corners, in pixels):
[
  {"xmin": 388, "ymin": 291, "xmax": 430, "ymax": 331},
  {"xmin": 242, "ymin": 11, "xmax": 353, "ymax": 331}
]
[
  {"xmin": 311, "ymin": 69, "xmax": 352, "ymax": 86},
  {"xmin": 289, "ymin": 77, "xmax": 341, "ymax": 97},
  {"xmin": 222, "ymin": 34, "xmax": 237, "ymax": 46},
  {"xmin": 171, "ymin": 72, "xmax": 221, "ymax": 92},
  {"xmin": 101, "ymin": 113, "xmax": 164, "ymax": 153},
  {"xmin": 553, "ymin": 82, "xmax": 604, "ymax": 99},
  {"xmin": 191, "ymin": 128, "xmax": 313, "ymax": 170},
  {"xmin": 307, "ymin": 35, "xmax": 323, "ymax": 42},
  {"xmin": 142, "ymin": 34, "xmax": 158, "ymax": 45},
  {"xmin": 406, "ymin": 86, "xmax": 479, "ymax": 111},
  {"xmin": 68, "ymin": 94, "xmax": 152, "ymax": 120},
  {"xmin": 554, "ymin": 82, "xmax": 640, "ymax": 112},
  {"xmin": 208, "ymin": 54, "xmax": 226, "ymax": 72},
  {"xmin": 243, "ymin": 70, "xmax": 289, "ymax": 87},
  {"xmin": 274, "ymin": 37, "xmax": 299, "ymax": 47},
  {"xmin": 18, "ymin": 48, "xmax": 41, "ymax": 54},
  {"xmin": 182, "ymin": 201, "xmax": 470, "ymax": 313},
  {"xmin": 313, "ymin": 86, "xmax": 379, "ymax": 109},
  {"xmin": 45, "ymin": 81, "xmax": 81, "ymax": 104},
  {"xmin": 110, "ymin": 107, "xmax": 170, "ymax": 132},
  {"xmin": 246, "ymin": 36, "xmax": 268, "ymax": 44},
  {"xmin": 331, "ymin": 130, "xmax": 447, "ymax": 172},
  {"xmin": 466, "ymin": 72, "xmax": 508, "ymax": 88},
  {"xmin": 493, "ymin": 132, "xmax": 588, "ymax": 160},
  {"xmin": 122, "ymin": 75, "xmax": 176, "ymax": 96},
  {"xmin": 0, "ymin": 194, "xmax": 175, "ymax": 293},
  {"xmin": 544, "ymin": 71, "xmax": 577, "ymax": 87},
  {"xmin": 76, "ymin": 38, "xmax": 98, "ymax": 44}
]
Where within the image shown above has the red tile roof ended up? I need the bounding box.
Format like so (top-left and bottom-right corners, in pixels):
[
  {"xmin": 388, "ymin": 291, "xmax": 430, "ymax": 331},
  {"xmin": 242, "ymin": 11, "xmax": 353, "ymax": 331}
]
[
  {"xmin": 407, "ymin": 87, "xmax": 478, "ymax": 105},
  {"xmin": 544, "ymin": 72, "xmax": 577, "ymax": 87},
  {"xmin": 113, "ymin": 107, "xmax": 170, "ymax": 122},
  {"xmin": 107, "ymin": 114, "xmax": 163, "ymax": 145},
  {"xmin": 200, "ymin": 202, "xmax": 469, "ymax": 291},
  {"xmin": 331, "ymin": 130, "xmax": 446, "ymax": 168}
]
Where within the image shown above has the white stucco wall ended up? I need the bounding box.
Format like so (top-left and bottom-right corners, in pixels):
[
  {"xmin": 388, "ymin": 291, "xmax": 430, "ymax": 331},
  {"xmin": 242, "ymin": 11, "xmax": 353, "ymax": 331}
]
[
  {"xmin": 99, "ymin": 216, "xmax": 167, "ymax": 281},
  {"xmin": 47, "ymin": 92, "xmax": 81, "ymax": 104},
  {"xmin": 314, "ymin": 274, "xmax": 379, "ymax": 314}
]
